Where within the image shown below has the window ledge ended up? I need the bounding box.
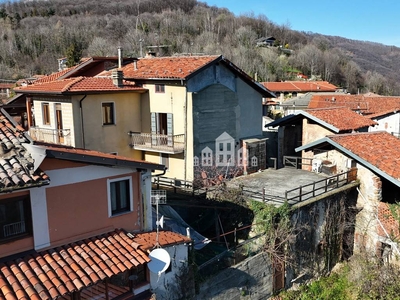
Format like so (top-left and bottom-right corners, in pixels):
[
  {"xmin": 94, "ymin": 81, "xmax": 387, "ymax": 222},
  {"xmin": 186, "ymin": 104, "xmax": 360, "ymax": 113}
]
[{"xmin": 109, "ymin": 210, "xmax": 134, "ymax": 218}]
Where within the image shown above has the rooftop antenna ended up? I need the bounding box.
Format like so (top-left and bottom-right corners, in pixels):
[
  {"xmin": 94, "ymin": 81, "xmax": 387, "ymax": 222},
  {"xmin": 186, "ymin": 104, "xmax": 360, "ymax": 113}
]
[{"xmin": 147, "ymin": 193, "xmax": 171, "ymax": 277}]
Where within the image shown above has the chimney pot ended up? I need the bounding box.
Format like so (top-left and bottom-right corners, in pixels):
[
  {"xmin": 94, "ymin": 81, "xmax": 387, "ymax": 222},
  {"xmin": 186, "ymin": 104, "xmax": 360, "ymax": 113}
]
[{"xmin": 118, "ymin": 47, "xmax": 123, "ymax": 68}]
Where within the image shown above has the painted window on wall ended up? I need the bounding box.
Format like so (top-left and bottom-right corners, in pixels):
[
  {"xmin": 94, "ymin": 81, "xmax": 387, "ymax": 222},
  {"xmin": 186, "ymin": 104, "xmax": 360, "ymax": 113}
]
[
  {"xmin": 42, "ymin": 103, "xmax": 50, "ymax": 125},
  {"xmin": 102, "ymin": 102, "xmax": 115, "ymax": 125},
  {"xmin": 108, "ymin": 177, "xmax": 133, "ymax": 216}
]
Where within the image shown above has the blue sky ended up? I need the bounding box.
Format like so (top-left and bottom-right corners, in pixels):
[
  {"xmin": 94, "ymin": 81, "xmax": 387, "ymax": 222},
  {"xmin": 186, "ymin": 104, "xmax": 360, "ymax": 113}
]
[{"xmin": 204, "ymin": 0, "xmax": 400, "ymax": 47}]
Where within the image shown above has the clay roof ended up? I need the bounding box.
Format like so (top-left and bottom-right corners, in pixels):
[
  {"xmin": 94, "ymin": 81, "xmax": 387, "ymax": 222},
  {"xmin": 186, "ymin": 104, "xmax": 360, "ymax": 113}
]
[
  {"xmin": 261, "ymin": 81, "xmax": 337, "ymax": 92},
  {"xmin": 43, "ymin": 144, "xmax": 166, "ymax": 171},
  {"xmin": 120, "ymin": 55, "xmax": 220, "ymax": 79},
  {"xmin": 0, "ymin": 109, "xmax": 49, "ymax": 192},
  {"xmin": 328, "ymin": 132, "xmax": 400, "ymax": 181},
  {"xmin": 34, "ymin": 57, "xmax": 137, "ymax": 84},
  {"xmin": 15, "ymin": 77, "xmax": 146, "ymax": 94},
  {"xmin": 306, "ymin": 107, "xmax": 377, "ymax": 131},
  {"xmin": 0, "ymin": 229, "xmax": 190, "ymax": 299},
  {"xmin": 308, "ymin": 94, "xmax": 400, "ymax": 118}
]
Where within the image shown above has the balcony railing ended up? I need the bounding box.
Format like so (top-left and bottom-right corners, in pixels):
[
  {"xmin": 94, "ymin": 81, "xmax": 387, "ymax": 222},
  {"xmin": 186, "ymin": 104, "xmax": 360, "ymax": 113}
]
[
  {"xmin": 29, "ymin": 127, "xmax": 72, "ymax": 146},
  {"xmin": 129, "ymin": 132, "xmax": 185, "ymax": 154},
  {"xmin": 3, "ymin": 221, "xmax": 26, "ymax": 237}
]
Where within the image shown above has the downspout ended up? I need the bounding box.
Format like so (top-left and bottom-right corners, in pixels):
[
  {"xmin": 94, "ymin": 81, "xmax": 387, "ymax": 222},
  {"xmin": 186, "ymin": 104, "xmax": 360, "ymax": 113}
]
[
  {"xmin": 184, "ymin": 88, "xmax": 188, "ymax": 182},
  {"xmin": 79, "ymin": 95, "xmax": 87, "ymax": 149}
]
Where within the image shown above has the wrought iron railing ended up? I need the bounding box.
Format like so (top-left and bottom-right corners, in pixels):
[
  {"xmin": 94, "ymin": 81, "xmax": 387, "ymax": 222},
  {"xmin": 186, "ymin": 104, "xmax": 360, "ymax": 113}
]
[
  {"xmin": 129, "ymin": 132, "xmax": 185, "ymax": 153},
  {"xmin": 29, "ymin": 127, "xmax": 72, "ymax": 146}
]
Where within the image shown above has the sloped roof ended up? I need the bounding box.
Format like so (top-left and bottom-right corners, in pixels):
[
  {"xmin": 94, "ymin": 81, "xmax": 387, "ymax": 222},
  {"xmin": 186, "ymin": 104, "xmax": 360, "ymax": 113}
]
[
  {"xmin": 262, "ymin": 81, "xmax": 337, "ymax": 92},
  {"xmin": 296, "ymin": 131, "xmax": 400, "ymax": 186},
  {"xmin": 43, "ymin": 144, "xmax": 165, "ymax": 171},
  {"xmin": 34, "ymin": 57, "xmax": 137, "ymax": 84},
  {"xmin": 308, "ymin": 94, "xmax": 400, "ymax": 118},
  {"xmin": 265, "ymin": 107, "xmax": 376, "ymax": 132},
  {"xmin": 115, "ymin": 55, "xmax": 274, "ymax": 97},
  {"xmin": 0, "ymin": 109, "xmax": 49, "ymax": 192},
  {"xmin": 0, "ymin": 229, "xmax": 191, "ymax": 300},
  {"xmin": 15, "ymin": 77, "xmax": 146, "ymax": 95},
  {"xmin": 306, "ymin": 107, "xmax": 377, "ymax": 131},
  {"xmin": 120, "ymin": 55, "xmax": 220, "ymax": 79}
]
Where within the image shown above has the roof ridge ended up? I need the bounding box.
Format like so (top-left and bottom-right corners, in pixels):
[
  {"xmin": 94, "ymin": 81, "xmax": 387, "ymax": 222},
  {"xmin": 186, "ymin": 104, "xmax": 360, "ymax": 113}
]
[
  {"xmin": 328, "ymin": 130, "xmax": 388, "ymax": 138},
  {"xmin": 61, "ymin": 76, "xmax": 85, "ymax": 92}
]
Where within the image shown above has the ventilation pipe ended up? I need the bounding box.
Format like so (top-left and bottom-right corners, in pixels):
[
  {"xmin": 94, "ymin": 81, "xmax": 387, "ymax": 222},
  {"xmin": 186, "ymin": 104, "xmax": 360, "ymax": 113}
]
[{"xmin": 118, "ymin": 47, "xmax": 123, "ymax": 68}]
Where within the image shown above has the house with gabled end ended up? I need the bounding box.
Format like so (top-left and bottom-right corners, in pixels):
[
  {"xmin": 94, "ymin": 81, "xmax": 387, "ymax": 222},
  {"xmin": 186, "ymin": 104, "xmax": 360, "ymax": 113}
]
[
  {"xmin": 265, "ymin": 107, "xmax": 377, "ymax": 169},
  {"xmin": 296, "ymin": 131, "xmax": 400, "ymax": 261},
  {"xmin": 0, "ymin": 108, "xmax": 192, "ymax": 300},
  {"xmin": 15, "ymin": 54, "xmax": 275, "ymax": 184}
]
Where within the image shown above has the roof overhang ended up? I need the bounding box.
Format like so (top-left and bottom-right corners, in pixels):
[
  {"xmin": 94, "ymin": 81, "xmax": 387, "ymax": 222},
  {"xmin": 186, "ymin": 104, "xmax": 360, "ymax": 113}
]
[{"xmin": 296, "ymin": 137, "xmax": 400, "ymax": 187}]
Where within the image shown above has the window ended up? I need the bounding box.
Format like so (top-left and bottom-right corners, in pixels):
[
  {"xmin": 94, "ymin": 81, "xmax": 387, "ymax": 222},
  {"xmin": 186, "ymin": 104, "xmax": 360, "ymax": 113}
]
[
  {"xmin": 102, "ymin": 102, "xmax": 115, "ymax": 125},
  {"xmin": 108, "ymin": 177, "xmax": 133, "ymax": 216},
  {"xmin": 0, "ymin": 197, "xmax": 31, "ymax": 241},
  {"xmin": 155, "ymin": 84, "xmax": 165, "ymax": 93},
  {"xmin": 42, "ymin": 103, "xmax": 50, "ymax": 125}
]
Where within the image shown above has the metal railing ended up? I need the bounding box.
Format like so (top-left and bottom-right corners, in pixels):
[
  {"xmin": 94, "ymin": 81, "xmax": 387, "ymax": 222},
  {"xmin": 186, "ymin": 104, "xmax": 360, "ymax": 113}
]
[
  {"xmin": 129, "ymin": 132, "xmax": 185, "ymax": 153},
  {"xmin": 285, "ymin": 169, "xmax": 357, "ymax": 203},
  {"xmin": 3, "ymin": 221, "xmax": 26, "ymax": 237},
  {"xmin": 283, "ymin": 156, "xmax": 313, "ymax": 169},
  {"xmin": 29, "ymin": 127, "xmax": 72, "ymax": 146}
]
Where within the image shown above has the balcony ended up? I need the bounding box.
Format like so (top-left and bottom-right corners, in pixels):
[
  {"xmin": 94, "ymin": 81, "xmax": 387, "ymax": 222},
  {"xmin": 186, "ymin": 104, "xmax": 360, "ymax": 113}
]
[
  {"xmin": 29, "ymin": 127, "xmax": 72, "ymax": 146},
  {"xmin": 129, "ymin": 132, "xmax": 185, "ymax": 154}
]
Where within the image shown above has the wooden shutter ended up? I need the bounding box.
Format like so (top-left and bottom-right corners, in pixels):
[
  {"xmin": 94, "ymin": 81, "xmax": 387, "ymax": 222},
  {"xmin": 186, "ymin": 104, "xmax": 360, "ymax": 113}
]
[
  {"xmin": 167, "ymin": 113, "xmax": 173, "ymax": 146},
  {"xmin": 151, "ymin": 113, "xmax": 157, "ymax": 146}
]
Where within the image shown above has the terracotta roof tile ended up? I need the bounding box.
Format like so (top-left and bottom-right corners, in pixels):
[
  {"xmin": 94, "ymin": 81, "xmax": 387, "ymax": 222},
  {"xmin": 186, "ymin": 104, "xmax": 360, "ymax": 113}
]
[
  {"xmin": 0, "ymin": 110, "xmax": 49, "ymax": 193},
  {"xmin": 262, "ymin": 81, "xmax": 337, "ymax": 92},
  {"xmin": 120, "ymin": 55, "xmax": 220, "ymax": 79},
  {"xmin": 0, "ymin": 230, "xmax": 157, "ymax": 300},
  {"xmin": 329, "ymin": 131, "xmax": 400, "ymax": 180},
  {"xmin": 306, "ymin": 107, "xmax": 377, "ymax": 131},
  {"xmin": 308, "ymin": 94, "xmax": 400, "ymax": 118},
  {"xmin": 15, "ymin": 76, "xmax": 146, "ymax": 94}
]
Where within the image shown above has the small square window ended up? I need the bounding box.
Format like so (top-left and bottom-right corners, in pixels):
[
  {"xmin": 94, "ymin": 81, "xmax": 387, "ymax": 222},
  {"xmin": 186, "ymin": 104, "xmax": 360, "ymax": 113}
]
[
  {"xmin": 102, "ymin": 102, "xmax": 115, "ymax": 125},
  {"xmin": 108, "ymin": 178, "xmax": 133, "ymax": 216},
  {"xmin": 42, "ymin": 103, "xmax": 50, "ymax": 125},
  {"xmin": 155, "ymin": 84, "xmax": 165, "ymax": 93},
  {"xmin": 0, "ymin": 197, "xmax": 31, "ymax": 241}
]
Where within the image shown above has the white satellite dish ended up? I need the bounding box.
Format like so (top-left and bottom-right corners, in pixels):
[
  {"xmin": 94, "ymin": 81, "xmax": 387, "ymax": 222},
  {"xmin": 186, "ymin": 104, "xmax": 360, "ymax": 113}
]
[{"xmin": 147, "ymin": 248, "xmax": 171, "ymax": 275}]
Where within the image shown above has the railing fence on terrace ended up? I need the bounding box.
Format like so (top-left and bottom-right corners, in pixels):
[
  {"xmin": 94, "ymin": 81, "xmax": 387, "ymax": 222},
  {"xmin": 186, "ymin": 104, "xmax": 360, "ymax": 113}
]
[{"xmin": 29, "ymin": 127, "xmax": 71, "ymax": 146}]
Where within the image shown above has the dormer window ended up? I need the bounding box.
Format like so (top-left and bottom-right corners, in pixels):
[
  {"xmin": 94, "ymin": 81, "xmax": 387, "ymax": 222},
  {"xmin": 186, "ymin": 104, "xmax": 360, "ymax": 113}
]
[
  {"xmin": 155, "ymin": 84, "xmax": 165, "ymax": 93},
  {"xmin": 0, "ymin": 196, "xmax": 31, "ymax": 241}
]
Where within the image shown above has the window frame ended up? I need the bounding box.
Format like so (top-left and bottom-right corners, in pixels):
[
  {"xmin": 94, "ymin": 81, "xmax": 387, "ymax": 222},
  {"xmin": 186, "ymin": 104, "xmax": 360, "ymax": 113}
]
[
  {"xmin": 0, "ymin": 196, "xmax": 32, "ymax": 242},
  {"xmin": 102, "ymin": 102, "xmax": 116, "ymax": 125},
  {"xmin": 107, "ymin": 176, "xmax": 133, "ymax": 217},
  {"xmin": 42, "ymin": 102, "xmax": 51, "ymax": 125},
  {"xmin": 155, "ymin": 84, "xmax": 165, "ymax": 93}
]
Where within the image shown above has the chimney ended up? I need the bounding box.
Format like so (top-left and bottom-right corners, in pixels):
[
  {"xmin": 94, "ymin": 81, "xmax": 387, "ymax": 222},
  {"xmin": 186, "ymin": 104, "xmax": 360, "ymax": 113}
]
[
  {"xmin": 112, "ymin": 70, "xmax": 124, "ymax": 87},
  {"xmin": 133, "ymin": 60, "xmax": 138, "ymax": 70},
  {"xmin": 118, "ymin": 47, "xmax": 123, "ymax": 68}
]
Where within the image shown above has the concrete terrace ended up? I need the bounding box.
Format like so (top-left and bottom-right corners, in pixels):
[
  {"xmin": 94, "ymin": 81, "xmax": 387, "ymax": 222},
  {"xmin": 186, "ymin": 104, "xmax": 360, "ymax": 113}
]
[{"xmin": 227, "ymin": 168, "xmax": 358, "ymax": 206}]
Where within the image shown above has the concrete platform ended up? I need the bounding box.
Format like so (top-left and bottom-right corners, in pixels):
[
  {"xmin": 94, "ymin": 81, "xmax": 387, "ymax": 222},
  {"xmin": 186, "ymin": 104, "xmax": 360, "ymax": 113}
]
[{"xmin": 227, "ymin": 168, "xmax": 336, "ymax": 206}]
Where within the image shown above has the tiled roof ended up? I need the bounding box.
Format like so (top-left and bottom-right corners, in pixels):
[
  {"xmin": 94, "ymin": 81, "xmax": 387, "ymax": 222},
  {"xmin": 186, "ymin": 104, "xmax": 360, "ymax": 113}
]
[
  {"xmin": 306, "ymin": 107, "xmax": 377, "ymax": 131},
  {"xmin": 120, "ymin": 55, "xmax": 220, "ymax": 79},
  {"xmin": 261, "ymin": 81, "xmax": 337, "ymax": 92},
  {"xmin": 0, "ymin": 109, "xmax": 49, "ymax": 192},
  {"xmin": 15, "ymin": 77, "xmax": 146, "ymax": 94},
  {"xmin": 0, "ymin": 229, "xmax": 190, "ymax": 299},
  {"xmin": 329, "ymin": 132, "xmax": 400, "ymax": 180},
  {"xmin": 308, "ymin": 94, "xmax": 400, "ymax": 118},
  {"xmin": 43, "ymin": 144, "xmax": 165, "ymax": 171}
]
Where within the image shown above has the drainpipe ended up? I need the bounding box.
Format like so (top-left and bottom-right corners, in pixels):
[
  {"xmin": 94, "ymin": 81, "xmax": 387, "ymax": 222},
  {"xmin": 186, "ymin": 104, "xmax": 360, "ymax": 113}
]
[
  {"xmin": 184, "ymin": 86, "xmax": 188, "ymax": 182},
  {"xmin": 79, "ymin": 95, "xmax": 87, "ymax": 149}
]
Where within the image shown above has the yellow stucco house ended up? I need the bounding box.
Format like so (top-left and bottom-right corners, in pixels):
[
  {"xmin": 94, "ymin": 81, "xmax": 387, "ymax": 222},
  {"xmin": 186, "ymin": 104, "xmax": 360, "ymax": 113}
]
[{"xmin": 15, "ymin": 54, "xmax": 274, "ymax": 183}]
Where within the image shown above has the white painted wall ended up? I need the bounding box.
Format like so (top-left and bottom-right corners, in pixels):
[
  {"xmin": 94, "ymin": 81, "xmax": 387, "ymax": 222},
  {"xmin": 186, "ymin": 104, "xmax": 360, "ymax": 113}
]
[{"xmin": 149, "ymin": 243, "xmax": 190, "ymax": 300}]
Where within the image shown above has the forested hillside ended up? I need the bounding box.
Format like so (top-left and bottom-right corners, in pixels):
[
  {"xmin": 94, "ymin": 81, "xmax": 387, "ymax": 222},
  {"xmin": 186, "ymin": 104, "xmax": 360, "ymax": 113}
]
[{"xmin": 1, "ymin": 0, "xmax": 400, "ymax": 95}]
